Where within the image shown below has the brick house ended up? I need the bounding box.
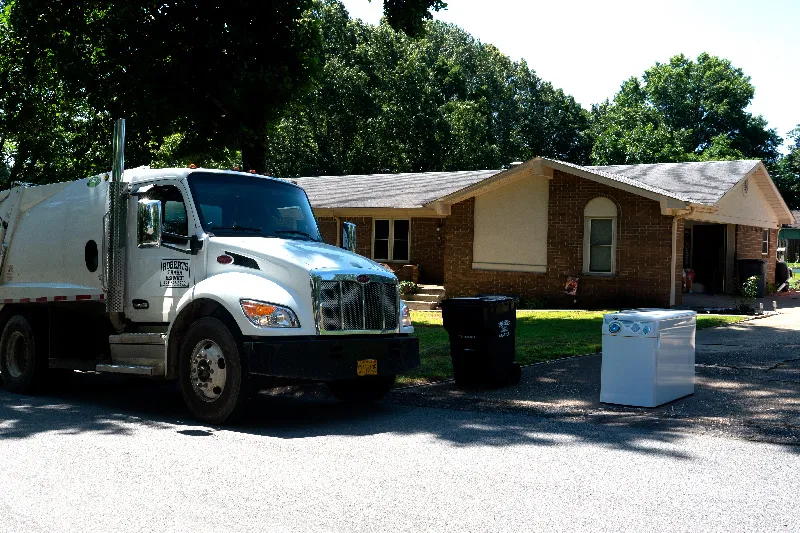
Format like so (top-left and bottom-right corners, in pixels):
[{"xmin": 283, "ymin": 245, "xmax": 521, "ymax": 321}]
[{"xmin": 296, "ymin": 158, "xmax": 793, "ymax": 308}]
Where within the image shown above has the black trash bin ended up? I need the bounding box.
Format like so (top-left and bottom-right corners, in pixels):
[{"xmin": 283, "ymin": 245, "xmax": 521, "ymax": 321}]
[
  {"xmin": 737, "ymin": 259, "xmax": 767, "ymax": 298},
  {"xmin": 775, "ymin": 261, "xmax": 791, "ymax": 290},
  {"xmin": 441, "ymin": 296, "xmax": 521, "ymax": 389}
]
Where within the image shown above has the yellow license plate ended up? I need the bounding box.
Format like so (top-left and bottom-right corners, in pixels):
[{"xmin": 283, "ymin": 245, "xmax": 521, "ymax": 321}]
[{"xmin": 357, "ymin": 359, "xmax": 378, "ymax": 377}]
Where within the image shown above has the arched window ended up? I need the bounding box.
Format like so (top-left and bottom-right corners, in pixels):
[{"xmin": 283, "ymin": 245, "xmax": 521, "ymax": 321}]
[{"xmin": 584, "ymin": 197, "xmax": 617, "ymax": 275}]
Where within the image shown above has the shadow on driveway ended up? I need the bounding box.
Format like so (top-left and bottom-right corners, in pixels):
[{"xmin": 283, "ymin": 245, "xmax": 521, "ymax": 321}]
[
  {"xmin": 393, "ymin": 309, "xmax": 800, "ymax": 447},
  {"xmin": 0, "ymin": 372, "xmax": 698, "ymax": 460},
  {"xmin": 0, "ymin": 310, "xmax": 797, "ymax": 455}
]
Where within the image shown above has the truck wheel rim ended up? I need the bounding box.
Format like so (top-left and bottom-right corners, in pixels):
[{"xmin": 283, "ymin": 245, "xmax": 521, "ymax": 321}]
[
  {"xmin": 190, "ymin": 339, "xmax": 227, "ymax": 402},
  {"xmin": 6, "ymin": 331, "xmax": 28, "ymax": 379}
]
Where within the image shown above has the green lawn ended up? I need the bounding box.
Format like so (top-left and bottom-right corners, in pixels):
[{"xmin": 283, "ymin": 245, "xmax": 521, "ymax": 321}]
[
  {"xmin": 399, "ymin": 310, "xmax": 747, "ymax": 385},
  {"xmin": 789, "ymin": 263, "xmax": 800, "ymax": 280}
]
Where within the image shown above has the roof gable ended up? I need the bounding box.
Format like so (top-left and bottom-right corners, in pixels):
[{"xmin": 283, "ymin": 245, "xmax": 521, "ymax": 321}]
[{"xmin": 587, "ymin": 160, "xmax": 760, "ymax": 205}]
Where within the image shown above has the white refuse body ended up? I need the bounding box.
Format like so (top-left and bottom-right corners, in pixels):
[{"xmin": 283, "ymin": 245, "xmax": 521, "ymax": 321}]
[{"xmin": 600, "ymin": 309, "xmax": 697, "ymax": 408}]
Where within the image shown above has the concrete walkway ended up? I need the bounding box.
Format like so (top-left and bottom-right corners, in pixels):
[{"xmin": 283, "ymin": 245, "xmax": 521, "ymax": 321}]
[{"xmin": 391, "ymin": 308, "xmax": 800, "ymax": 445}]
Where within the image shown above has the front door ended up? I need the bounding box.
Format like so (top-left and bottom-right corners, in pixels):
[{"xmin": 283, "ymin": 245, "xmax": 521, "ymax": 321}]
[{"xmin": 126, "ymin": 181, "xmax": 196, "ymax": 323}]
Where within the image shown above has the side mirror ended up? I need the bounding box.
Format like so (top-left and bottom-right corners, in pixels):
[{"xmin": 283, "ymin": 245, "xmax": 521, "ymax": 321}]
[
  {"xmin": 137, "ymin": 199, "xmax": 162, "ymax": 248},
  {"xmin": 342, "ymin": 221, "xmax": 356, "ymax": 253},
  {"xmin": 190, "ymin": 234, "xmax": 203, "ymax": 255}
]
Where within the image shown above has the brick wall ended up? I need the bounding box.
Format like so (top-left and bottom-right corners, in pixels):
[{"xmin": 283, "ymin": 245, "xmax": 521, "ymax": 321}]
[
  {"xmin": 317, "ymin": 215, "xmax": 372, "ymax": 257},
  {"xmin": 317, "ymin": 217, "xmax": 338, "ymax": 246},
  {"xmin": 768, "ymin": 228, "xmax": 778, "ymax": 286},
  {"xmin": 409, "ymin": 217, "xmax": 445, "ymax": 283},
  {"xmin": 342, "ymin": 217, "xmax": 373, "ymax": 258},
  {"xmin": 674, "ymin": 218, "xmax": 684, "ymax": 306},
  {"xmin": 444, "ymin": 169, "xmax": 677, "ymax": 308},
  {"xmin": 314, "ymin": 215, "xmax": 445, "ymax": 283},
  {"xmin": 735, "ymin": 225, "xmax": 777, "ymax": 285}
]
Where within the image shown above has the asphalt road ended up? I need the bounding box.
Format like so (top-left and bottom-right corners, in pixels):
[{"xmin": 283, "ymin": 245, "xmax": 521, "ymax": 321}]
[{"xmin": 1, "ymin": 377, "xmax": 798, "ymax": 532}]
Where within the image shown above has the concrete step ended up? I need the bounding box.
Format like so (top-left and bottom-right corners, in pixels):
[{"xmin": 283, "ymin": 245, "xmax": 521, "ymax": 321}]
[
  {"xmin": 416, "ymin": 285, "xmax": 445, "ymax": 296},
  {"xmin": 405, "ymin": 300, "xmax": 440, "ymax": 311},
  {"xmin": 408, "ymin": 293, "xmax": 442, "ymax": 302}
]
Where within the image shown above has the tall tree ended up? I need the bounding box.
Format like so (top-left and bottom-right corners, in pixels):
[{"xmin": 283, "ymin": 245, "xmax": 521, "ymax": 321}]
[
  {"xmin": 382, "ymin": 0, "xmax": 447, "ymax": 37},
  {"xmin": 773, "ymin": 126, "xmax": 800, "ymax": 209},
  {"xmin": 7, "ymin": 0, "xmax": 324, "ymax": 174},
  {"xmin": 265, "ymin": 3, "xmax": 590, "ymax": 177},
  {"xmin": 0, "ymin": 2, "xmax": 109, "ymax": 186},
  {"xmin": 3, "ymin": 0, "xmax": 444, "ymax": 178},
  {"xmin": 590, "ymin": 53, "xmax": 782, "ymax": 165}
]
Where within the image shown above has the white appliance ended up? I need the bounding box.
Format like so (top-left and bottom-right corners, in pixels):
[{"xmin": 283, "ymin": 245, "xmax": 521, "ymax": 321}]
[{"xmin": 600, "ymin": 309, "xmax": 697, "ymax": 408}]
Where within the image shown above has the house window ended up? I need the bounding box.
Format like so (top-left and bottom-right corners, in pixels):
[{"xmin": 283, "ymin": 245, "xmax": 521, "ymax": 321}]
[
  {"xmin": 762, "ymin": 230, "xmax": 769, "ymax": 255},
  {"xmin": 373, "ymin": 219, "xmax": 409, "ymax": 262},
  {"xmin": 583, "ymin": 197, "xmax": 617, "ymax": 275}
]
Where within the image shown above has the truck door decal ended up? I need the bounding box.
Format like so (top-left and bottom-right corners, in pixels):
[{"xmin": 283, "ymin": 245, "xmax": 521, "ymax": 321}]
[{"xmin": 160, "ymin": 259, "xmax": 190, "ymax": 288}]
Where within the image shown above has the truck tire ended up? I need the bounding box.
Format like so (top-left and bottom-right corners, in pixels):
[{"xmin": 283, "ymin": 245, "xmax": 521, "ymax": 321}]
[
  {"xmin": 178, "ymin": 317, "xmax": 249, "ymax": 424},
  {"xmin": 0, "ymin": 314, "xmax": 45, "ymax": 394},
  {"xmin": 327, "ymin": 375, "xmax": 396, "ymax": 404}
]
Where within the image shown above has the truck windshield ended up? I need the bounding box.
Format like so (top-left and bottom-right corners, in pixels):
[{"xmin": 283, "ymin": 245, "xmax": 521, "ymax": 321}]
[{"xmin": 187, "ymin": 172, "xmax": 321, "ymax": 241}]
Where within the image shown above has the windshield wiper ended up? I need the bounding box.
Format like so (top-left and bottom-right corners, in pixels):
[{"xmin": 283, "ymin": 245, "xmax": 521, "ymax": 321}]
[
  {"xmin": 207, "ymin": 225, "xmax": 264, "ymax": 236},
  {"xmin": 273, "ymin": 230, "xmax": 319, "ymax": 241}
]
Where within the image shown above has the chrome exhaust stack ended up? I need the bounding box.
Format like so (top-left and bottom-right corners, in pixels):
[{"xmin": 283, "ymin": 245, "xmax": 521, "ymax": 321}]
[{"xmin": 106, "ymin": 119, "xmax": 127, "ymax": 316}]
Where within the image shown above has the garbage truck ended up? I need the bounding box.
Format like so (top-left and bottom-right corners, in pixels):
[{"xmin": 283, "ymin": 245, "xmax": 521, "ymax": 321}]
[{"xmin": 0, "ymin": 120, "xmax": 419, "ymax": 423}]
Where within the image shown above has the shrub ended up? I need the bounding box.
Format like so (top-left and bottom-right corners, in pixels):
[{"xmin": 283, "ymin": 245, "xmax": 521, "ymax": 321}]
[
  {"xmin": 399, "ymin": 281, "xmax": 419, "ymax": 296},
  {"xmin": 735, "ymin": 275, "xmax": 759, "ymax": 313},
  {"xmin": 518, "ymin": 296, "xmax": 548, "ymax": 310},
  {"xmin": 766, "ymin": 282, "xmax": 777, "ymax": 295}
]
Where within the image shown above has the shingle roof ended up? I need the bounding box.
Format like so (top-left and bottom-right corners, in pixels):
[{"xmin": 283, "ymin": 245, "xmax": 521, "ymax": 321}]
[
  {"xmin": 296, "ymin": 159, "xmax": 763, "ymax": 210},
  {"xmin": 785, "ymin": 210, "xmax": 800, "ymax": 228},
  {"xmin": 548, "ymin": 159, "xmax": 690, "ymax": 201},
  {"xmin": 587, "ymin": 160, "xmax": 760, "ymax": 205},
  {"xmin": 295, "ymin": 170, "xmax": 501, "ymax": 208}
]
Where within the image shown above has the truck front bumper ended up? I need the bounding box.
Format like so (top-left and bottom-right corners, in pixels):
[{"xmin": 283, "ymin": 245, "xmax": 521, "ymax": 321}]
[{"xmin": 242, "ymin": 334, "xmax": 419, "ymax": 381}]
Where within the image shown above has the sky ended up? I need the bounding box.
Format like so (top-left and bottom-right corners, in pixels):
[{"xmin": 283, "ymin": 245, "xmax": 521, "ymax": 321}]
[{"xmin": 340, "ymin": 0, "xmax": 800, "ymax": 151}]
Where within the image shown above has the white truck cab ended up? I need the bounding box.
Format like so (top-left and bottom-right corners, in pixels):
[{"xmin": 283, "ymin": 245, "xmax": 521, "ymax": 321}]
[{"xmin": 0, "ymin": 123, "xmax": 418, "ymax": 423}]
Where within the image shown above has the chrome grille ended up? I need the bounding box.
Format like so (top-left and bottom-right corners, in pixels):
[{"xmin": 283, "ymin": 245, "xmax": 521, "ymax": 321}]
[{"xmin": 316, "ymin": 278, "xmax": 398, "ymax": 332}]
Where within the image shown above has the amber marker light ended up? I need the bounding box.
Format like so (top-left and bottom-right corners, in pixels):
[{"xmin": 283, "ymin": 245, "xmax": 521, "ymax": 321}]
[{"xmin": 240, "ymin": 299, "xmax": 300, "ymax": 328}]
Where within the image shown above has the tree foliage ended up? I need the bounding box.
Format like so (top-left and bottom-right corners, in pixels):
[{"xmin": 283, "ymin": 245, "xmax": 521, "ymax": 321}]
[
  {"xmin": 0, "ymin": 0, "xmax": 449, "ymax": 182},
  {"xmin": 264, "ymin": 1, "xmax": 590, "ymax": 177},
  {"xmin": 382, "ymin": 0, "xmax": 447, "ymax": 37},
  {"xmin": 590, "ymin": 53, "xmax": 782, "ymax": 165},
  {"xmin": 2, "ymin": 0, "xmax": 796, "ymax": 204},
  {"xmin": 773, "ymin": 126, "xmax": 800, "ymax": 209},
  {"xmin": 5, "ymin": 0, "xmax": 323, "ymax": 175},
  {"xmin": 0, "ymin": 2, "xmax": 109, "ymax": 185}
]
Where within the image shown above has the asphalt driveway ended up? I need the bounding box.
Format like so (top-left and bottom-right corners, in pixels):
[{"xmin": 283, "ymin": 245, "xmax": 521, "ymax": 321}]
[{"xmin": 391, "ymin": 308, "xmax": 800, "ymax": 445}]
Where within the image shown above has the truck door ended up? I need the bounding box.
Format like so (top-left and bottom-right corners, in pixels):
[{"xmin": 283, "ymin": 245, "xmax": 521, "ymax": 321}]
[{"xmin": 126, "ymin": 181, "xmax": 196, "ymax": 323}]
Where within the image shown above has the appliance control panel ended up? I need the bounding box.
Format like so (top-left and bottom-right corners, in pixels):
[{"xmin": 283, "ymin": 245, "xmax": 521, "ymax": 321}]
[{"xmin": 604, "ymin": 318, "xmax": 654, "ymax": 336}]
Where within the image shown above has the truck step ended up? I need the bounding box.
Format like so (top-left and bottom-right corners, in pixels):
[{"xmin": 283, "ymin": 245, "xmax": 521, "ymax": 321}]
[
  {"xmin": 95, "ymin": 363, "xmax": 157, "ymax": 376},
  {"xmin": 109, "ymin": 332, "xmax": 166, "ymax": 345}
]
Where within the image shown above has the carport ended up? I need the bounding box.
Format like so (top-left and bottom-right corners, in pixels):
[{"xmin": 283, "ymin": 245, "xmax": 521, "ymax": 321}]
[{"xmin": 683, "ymin": 221, "xmax": 734, "ymax": 294}]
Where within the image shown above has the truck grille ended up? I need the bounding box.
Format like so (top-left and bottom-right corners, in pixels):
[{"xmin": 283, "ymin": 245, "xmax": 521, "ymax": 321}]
[{"xmin": 317, "ymin": 279, "xmax": 398, "ymax": 332}]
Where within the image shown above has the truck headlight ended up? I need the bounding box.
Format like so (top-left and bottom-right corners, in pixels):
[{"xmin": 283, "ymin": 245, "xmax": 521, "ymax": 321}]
[
  {"xmin": 400, "ymin": 300, "xmax": 412, "ymax": 328},
  {"xmin": 240, "ymin": 299, "xmax": 300, "ymax": 328}
]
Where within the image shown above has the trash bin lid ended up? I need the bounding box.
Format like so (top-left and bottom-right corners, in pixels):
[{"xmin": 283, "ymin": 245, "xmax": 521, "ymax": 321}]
[
  {"xmin": 442, "ymin": 296, "xmax": 515, "ymax": 306},
  {"xmin": 605, "ymin": 309, "xmax": 696, "ymax": 322}
]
